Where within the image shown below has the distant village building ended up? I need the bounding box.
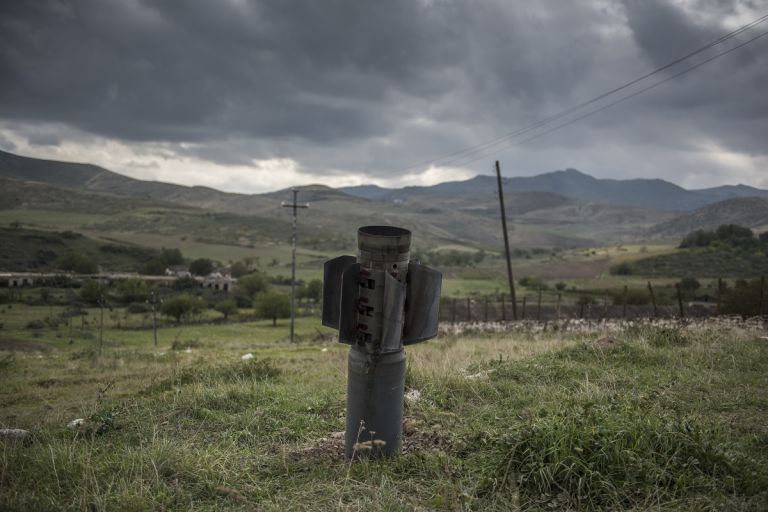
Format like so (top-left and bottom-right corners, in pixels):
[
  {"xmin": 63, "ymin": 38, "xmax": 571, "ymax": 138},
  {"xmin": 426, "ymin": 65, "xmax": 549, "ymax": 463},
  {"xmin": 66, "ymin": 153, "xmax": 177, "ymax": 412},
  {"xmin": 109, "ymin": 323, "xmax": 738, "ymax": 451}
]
[
  {"xmin": 202, "ymin": 273, "xmax": 237, "ymax": 292},
  {"xmin": 0, "ymin": 269, "xmax": 236, "ymax": 293},
  {"xmin": 1, "ymin": 272, "xmax": 37, "ymax": 287},
  {"xmin": 165, "ymin": 265, "xmax": 191, "ymax": 278}
]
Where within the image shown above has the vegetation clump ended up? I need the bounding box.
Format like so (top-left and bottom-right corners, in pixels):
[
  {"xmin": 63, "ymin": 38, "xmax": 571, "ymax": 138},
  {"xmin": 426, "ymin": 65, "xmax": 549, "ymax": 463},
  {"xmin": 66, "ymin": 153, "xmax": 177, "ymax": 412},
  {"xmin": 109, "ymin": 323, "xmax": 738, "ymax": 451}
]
[{"xmin": 495, "ymin": 406, "xmax": 751, "ymax": 509}]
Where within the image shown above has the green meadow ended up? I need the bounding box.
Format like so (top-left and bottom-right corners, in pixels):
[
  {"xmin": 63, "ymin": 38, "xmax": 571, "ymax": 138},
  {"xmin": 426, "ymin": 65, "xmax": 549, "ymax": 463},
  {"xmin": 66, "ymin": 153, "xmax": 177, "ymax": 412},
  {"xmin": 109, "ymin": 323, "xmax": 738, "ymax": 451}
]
[{"xmin": 1, "ymin": 302, "xmax": 767, "ymax": 510}]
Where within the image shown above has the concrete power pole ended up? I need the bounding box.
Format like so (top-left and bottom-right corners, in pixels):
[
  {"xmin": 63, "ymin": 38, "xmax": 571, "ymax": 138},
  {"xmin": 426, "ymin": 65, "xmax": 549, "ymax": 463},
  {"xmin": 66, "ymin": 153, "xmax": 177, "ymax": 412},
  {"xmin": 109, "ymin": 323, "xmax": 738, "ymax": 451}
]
[
  {"xmin": 282, "ymin": 188, "xmax": 308, "ymax": 343},
  {"xmin": 323, "ymin": 226, "xmax": 442, "ymax": 458}
]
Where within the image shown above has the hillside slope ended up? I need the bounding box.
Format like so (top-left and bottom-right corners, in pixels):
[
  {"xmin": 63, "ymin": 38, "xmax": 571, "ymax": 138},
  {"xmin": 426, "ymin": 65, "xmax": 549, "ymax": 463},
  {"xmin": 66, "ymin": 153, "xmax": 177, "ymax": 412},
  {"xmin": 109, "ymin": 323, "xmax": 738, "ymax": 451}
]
[
  {"xmin": 0, "ymin": 226, "xmax": 157, "ymax": 272},
  {"xmin": 648, "ymin": 197, "xmax": 768, "ymax": 238}
]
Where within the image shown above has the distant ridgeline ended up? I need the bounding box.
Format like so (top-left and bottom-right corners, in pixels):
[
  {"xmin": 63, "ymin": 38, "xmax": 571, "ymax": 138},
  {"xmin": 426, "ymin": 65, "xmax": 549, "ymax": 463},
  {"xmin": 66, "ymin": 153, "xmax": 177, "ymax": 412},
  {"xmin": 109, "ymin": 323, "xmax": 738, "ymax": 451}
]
[{"xmin": 612, "ymin": 224, "xmax": 768, "ymax": 278}]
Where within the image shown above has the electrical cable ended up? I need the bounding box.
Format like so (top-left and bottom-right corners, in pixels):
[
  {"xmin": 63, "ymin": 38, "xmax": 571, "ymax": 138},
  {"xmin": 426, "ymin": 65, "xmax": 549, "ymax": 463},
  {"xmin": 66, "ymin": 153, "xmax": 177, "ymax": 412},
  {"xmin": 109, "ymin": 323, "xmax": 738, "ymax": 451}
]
[{"xmin": 447, "ymin": 28, "xmax": 768, "ymax": 168}]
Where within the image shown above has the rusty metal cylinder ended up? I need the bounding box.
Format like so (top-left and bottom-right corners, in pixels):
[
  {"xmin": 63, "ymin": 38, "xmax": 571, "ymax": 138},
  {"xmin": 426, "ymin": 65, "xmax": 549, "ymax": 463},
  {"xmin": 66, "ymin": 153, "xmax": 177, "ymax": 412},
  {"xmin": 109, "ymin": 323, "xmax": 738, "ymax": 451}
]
[{"xmin": 345, "ymin": 225, "xmax": 411, "ymax": 458}]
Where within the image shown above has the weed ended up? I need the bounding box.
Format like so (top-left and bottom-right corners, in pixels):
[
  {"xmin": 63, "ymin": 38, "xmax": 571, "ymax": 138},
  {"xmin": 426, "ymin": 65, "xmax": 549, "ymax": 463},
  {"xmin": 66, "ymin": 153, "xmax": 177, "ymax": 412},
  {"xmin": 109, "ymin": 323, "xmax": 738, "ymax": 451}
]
[
  {"xmin": 649, "ymin": 326, "xmax": 689, "ymax": 347},
  {"xmin": 25, "ymin": 319, "xmax": 45, "ymax": 330},
  {"xmin": 171, "ymin": 338, "xmax": 202, "ymax": 350},
  {"xmin": 0, "ymin": 353, "xmax": 14, "ymax": 372}
]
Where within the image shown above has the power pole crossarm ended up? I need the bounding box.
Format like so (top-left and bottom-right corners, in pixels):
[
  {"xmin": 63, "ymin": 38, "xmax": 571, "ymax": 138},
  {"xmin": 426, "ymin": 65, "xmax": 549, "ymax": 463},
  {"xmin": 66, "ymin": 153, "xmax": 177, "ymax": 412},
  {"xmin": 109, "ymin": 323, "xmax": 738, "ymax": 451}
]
[{"xmin": 282, "ymin": 188, "xmax": 309, "ymax": 344}]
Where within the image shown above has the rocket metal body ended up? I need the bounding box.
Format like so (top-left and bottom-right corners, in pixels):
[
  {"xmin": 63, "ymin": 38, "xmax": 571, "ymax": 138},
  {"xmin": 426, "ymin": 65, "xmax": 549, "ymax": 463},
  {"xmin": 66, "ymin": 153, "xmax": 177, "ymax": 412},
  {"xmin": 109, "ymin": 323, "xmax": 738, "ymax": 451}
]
[{"xmin": 322, "ymin": 226, "xmax": 441, "ymax": 458}]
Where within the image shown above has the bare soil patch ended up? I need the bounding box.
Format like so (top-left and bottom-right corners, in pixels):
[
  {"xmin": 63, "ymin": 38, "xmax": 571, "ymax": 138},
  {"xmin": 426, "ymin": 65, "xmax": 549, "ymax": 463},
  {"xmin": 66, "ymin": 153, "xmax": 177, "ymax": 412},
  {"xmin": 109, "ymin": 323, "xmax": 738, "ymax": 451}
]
[{"xmin": 292, "ymin": 418, "xmax": 452, "ymax": 460}]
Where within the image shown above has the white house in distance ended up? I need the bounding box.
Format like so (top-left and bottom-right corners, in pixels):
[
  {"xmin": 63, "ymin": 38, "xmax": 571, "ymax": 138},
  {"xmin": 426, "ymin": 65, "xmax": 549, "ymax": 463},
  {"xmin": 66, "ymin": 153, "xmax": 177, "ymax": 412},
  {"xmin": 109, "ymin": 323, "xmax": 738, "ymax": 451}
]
[
  {"xmin": 165, "ymin": 265, "xmax": 191, "ymax": 278},
  {"xmin": 201, "ymin": 267, "xmax": 237, "ymax": 292}
]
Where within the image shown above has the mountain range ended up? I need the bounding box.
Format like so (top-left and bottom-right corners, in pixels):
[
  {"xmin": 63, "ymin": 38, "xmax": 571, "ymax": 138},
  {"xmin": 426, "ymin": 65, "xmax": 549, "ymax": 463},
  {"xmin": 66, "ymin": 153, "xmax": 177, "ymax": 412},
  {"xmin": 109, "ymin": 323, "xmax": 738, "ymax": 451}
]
[
  {"xmin": 341, "ymin": 168, "xmax": 768, "ymax": 211},
  {"xmin": 1, "ymin": 149, "xmax": 767, "ymax": 249}
]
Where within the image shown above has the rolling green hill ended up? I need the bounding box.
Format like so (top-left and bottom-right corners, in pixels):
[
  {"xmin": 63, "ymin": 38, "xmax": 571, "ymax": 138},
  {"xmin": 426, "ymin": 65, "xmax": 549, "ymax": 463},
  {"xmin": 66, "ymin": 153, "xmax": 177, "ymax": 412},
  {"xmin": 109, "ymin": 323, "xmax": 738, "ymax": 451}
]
[
  {"xmin": 4, "ymin": 149, "xmax": 764, "ymax": 257},
  {"xmin": 648, "ymin": 197, "xmax": 768, "ymax": 238},
  {"xmin": 0, "ymin": 226, "xmax": 157, "ymax": 273}
]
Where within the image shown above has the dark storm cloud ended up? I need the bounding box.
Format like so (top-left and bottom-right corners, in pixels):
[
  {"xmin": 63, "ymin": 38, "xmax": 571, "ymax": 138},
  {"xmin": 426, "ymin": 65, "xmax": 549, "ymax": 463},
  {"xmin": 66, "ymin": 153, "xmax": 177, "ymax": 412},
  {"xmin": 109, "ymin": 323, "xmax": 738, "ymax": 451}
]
[
  {"xmin": 0, "ymin": 0, "xmax": 464, "ymax": 144},
  {"xmin": 0, "ymin": 0, "xmax": 766, "ymax": 185}
]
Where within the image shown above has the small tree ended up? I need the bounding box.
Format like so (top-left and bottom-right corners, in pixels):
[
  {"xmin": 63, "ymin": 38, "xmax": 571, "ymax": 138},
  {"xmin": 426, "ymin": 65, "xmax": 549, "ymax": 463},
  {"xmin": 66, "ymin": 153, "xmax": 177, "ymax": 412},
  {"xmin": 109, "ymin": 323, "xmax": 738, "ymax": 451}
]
[
  {"xmin": 116, "ymin": 278, "xmax": 149, "ymax": 304},
  {"xmin": 190, "ymin": 258, "xmax": 214, "ymax": 276},
  {"xmin": 59, "ymin": 251, "xmax": 98, "ymax": 274},
  {"xmin": 160, "ymin": 294, "xmax": 203, "ymax": 324},
  {"xmin": 302, "ymin": 279, "xmax": 323, "ymax": 302},
  {"xmin": 235, "ymin": 271, "xmax": 271, "ymax": 306},
  {"xmin": 214, "ymin": 298, "xmax": 238, "ymax": 321},
  {"xmin": 254, "ymin": 292, "xmax": 290, "ymax": 326},
  {"xmin": 160, "ymin": 248, "xmax": 184, "ymax": 266},
  {"xmin": 79, "ymin": 281, "xmax": 108, "ymax": 305},
  {"xmin": 678, "ymin": 277, "xmax": 701, "ymax": 298},
  {"xmin": 229, "ymin": 261, "xmax": 249, "ymax": 278}
]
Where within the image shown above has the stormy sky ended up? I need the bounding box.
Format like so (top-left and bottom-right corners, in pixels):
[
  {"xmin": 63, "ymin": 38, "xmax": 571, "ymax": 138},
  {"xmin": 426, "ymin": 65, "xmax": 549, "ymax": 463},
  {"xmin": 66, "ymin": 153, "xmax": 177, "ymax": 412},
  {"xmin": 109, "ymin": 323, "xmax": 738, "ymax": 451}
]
[{"xmin": 0, "ymin": 0, "xmax": 766, "ymax": 193}]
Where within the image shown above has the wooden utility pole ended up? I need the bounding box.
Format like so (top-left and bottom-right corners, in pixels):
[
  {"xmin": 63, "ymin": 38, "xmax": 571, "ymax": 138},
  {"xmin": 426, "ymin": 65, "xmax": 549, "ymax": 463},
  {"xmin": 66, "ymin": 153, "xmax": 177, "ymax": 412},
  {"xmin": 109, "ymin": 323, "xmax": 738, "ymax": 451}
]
[
  {"xmin": 675, "ymin": 283, "xmax": 685, "ymax": 318},
  {"xmin": 495, "ymin": 161, "xmax": 517, "ymax": 320},
  {"xmin": 647, "ymin": 281, "xmax": 658, "ymax": 318},
  {"xmin": 282, "ymin": 188, "xmax": 309, "ymax": 343}
]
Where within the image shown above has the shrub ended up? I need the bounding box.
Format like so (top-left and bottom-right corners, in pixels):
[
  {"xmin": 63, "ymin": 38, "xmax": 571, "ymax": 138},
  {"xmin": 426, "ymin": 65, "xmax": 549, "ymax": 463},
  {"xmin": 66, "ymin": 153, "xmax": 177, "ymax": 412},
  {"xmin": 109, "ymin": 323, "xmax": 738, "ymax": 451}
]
[
  {"xmin": 127, "ymin": 302, "xmax": 149, "ymax": 314},
  {"xmin": 609, "ymin": 262, "xmax": 633, "ymax": 275},
  {"xmin": 648, "ymin": 327, "xmax": 689, "ymax": 347},
  {"xmin": 519, "ymin": 276, "xmax": 547, "ymax": 290},
  {"xmin": 189, "ymin": 258, "xmax": 214, "ymax": 276},
  {"xmin": 26, "ymin": 319, "xmax": 45, "ymax": 330}
]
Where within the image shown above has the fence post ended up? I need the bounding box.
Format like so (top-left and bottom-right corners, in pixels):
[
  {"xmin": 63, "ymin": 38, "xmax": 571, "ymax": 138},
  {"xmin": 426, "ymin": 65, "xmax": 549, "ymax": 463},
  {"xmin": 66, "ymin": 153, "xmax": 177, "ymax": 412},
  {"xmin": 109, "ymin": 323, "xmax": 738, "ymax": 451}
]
[
  {"xmin": 556, "ymin": 293, "xmax": 561, "ymax": 320},
  {"xmin": 466, "ymin": 297, "xmax": 472, "ymax": 322},
  {"xmin": 647, "ymin": 281, "xmax": 658, "ymax": 318},
  {"xmin": 452, "ymin": 298, "xmax": 457, "ymax": 324},
  {"xmin": 676, "ymin": 283, "xmax": 685, "ymax": 318},
  {"xmin": 484, "ymin": 297, "xmax": 488, "ymax": 322},
  {"xmin": 521, "ymin": 296, "xmax": 527, "ymax": 319},
  {"xmin": 537, "ymin": 289, "xmax": 542, "ymax": 321}
]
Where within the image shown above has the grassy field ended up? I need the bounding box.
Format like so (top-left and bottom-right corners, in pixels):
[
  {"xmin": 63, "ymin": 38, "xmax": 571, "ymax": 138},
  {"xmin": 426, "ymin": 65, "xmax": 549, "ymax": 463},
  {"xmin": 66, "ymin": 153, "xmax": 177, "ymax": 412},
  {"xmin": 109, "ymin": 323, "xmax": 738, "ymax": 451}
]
[{"xmin": 1, "ymin": 304, "xmax": 767, "ymax": 510}]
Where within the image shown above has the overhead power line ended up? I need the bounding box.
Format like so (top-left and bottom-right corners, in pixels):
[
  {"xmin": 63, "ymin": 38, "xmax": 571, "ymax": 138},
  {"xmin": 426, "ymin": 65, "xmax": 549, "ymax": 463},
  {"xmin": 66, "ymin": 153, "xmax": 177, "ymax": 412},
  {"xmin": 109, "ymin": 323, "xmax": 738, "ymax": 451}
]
[{"xmin": 396, "ymin": 12, "xmax": 768, "ymax": 174}]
